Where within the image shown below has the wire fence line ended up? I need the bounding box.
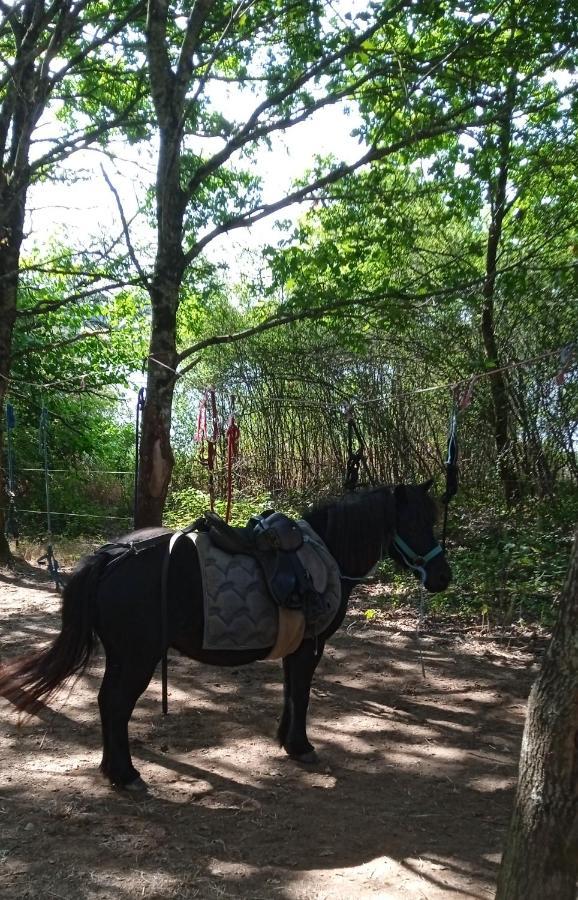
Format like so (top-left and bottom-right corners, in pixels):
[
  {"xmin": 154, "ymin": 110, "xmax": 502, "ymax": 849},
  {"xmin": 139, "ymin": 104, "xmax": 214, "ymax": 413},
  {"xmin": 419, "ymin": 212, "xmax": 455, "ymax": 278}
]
[
  {"xmin": 18, "ymin": 468, "xmax": 134, "ymax": 475},
  {"xmin": 1, "ymin": 507, "xmax": 132, "ymax": 522}
]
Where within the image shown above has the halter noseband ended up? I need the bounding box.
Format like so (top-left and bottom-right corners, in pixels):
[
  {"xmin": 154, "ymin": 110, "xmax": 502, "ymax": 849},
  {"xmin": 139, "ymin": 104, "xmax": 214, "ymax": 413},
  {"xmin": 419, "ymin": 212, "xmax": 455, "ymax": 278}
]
[{"xmin": 392, "ymin": 533, "xmax": 443, "ymax": 584}]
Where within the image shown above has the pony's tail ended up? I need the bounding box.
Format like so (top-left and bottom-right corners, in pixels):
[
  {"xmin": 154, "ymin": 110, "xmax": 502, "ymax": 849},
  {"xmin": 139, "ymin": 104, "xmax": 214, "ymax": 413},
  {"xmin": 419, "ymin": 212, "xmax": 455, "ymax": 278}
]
[{"xmin": 0, "ymin": 552, "xmax": 109, "ymax": 714}]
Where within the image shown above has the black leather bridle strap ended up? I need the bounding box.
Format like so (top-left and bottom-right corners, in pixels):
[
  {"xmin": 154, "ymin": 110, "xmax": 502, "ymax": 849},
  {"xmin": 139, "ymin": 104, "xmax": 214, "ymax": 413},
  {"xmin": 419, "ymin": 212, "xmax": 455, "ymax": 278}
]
[{"xmin": 160, "ymin": 530, "xmax": 185, "ymax": 715}]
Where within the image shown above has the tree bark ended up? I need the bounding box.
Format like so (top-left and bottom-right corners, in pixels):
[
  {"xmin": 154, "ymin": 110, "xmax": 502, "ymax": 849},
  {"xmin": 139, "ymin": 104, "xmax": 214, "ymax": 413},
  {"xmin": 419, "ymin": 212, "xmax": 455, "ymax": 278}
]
[
  {"xmin": 135, "ymin": 0, "xmax": 215, "ymax": 526},
  {"xmin": 495, "ymin": 529, "xmax": 578, "ymax": 900},
  {"xmin": 134, "ymin": 273, "xmax": 181, "ymax": 528},
  {"xmin": 481, "ymin": 77, "xmax": 521, "ymax": 506},
  {"xmin": 0, "ymin": 170, "xmax": 26, "ymax": 565}
]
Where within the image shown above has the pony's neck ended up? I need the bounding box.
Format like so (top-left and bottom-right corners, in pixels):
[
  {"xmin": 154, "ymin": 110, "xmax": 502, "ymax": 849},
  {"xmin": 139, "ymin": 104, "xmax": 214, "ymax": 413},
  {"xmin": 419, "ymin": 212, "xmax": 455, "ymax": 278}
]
[{"xmin": 303, "ymin": 487, "xmax": 395, "ymax": 579}]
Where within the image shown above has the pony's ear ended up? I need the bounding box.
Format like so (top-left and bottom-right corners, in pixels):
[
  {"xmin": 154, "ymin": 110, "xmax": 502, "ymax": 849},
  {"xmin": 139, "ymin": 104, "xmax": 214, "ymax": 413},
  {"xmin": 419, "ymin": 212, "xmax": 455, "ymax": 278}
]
[
  {"xmin": 421, "ymin": 478, "xmax": 434, "ymax": 493},
  {"xmin": 394, "ymin": 484, "xmax": 407, "ymax": 504}
]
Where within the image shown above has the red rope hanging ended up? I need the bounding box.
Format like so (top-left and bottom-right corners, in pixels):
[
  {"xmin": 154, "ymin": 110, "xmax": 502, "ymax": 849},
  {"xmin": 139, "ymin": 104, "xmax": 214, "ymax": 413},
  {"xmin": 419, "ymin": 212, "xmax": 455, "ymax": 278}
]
[{"xmin": 225, "ymin": 395, "xmax": 240, "ymax": 523}]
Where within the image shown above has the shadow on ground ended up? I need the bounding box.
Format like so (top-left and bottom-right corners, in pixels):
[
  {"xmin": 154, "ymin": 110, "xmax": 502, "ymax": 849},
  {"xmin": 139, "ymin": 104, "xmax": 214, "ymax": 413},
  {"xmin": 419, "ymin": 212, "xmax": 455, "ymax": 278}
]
[{"xmin": 0, "ymin": 571, "xmax": 541, "ymax": 899}]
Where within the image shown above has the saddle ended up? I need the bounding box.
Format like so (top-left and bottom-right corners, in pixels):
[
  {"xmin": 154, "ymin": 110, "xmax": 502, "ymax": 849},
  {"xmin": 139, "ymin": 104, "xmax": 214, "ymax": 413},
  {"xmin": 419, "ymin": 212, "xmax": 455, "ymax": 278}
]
[{"xmin": 201, "ymin": 510, "xmax": 328, "ymax": 626}]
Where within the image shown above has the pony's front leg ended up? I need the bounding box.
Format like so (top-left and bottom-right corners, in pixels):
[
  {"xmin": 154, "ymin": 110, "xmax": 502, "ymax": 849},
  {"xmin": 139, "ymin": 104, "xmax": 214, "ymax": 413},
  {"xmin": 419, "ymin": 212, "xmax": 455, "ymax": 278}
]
[
  {"xmin": 98, "ymin": 651, "xmax": 158, "ymax": 790},
  {"xmin": 278, "ymin": 638, "xmax": 325, "ymax": 763}
]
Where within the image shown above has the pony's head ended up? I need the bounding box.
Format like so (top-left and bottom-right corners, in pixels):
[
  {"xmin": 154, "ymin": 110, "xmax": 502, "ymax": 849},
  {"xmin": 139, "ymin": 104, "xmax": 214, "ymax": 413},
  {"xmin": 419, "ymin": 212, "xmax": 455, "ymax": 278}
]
[{"xmin": 389, "ymin": 479, "xmax": 451, "ymax": 594}]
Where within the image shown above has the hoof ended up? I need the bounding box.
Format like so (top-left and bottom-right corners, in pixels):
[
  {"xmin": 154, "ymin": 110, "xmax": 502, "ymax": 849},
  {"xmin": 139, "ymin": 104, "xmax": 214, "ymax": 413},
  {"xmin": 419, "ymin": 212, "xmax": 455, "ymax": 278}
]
[
  {"xmin": 288, "ymin": 749, "xmax": 319, "ymax": 764},
  {"xmin": 123, "ymin": 775, "xmax": 149, "ymax": 794}
]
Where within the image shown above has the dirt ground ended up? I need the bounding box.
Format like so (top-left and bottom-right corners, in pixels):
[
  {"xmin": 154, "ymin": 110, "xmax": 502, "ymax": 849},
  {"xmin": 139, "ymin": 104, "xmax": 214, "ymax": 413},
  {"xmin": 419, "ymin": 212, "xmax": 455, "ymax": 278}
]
[{"xmin": 0, "ymin": 561, "xmax": 545, "ymax": 900}]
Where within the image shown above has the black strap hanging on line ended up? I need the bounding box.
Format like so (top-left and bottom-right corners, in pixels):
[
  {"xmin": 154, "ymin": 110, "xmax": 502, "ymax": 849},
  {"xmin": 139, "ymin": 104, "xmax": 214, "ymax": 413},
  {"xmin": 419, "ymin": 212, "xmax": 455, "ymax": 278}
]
[
  {"xmin": 344, "ymin": 409, "xmax": 362, "ymax": 490},
  {"xmin": 441, "ymin": 402, "xmax": 459, "ymax": 551},
  {"xmin": 133, "ymin": 387, "xmax": 146, "ymax": 528},
  {"xmin": 343, "ymin": 405, "xmax": 378, "ymax": 490},
  {"xmin": 5, "ymin": 403, "xmax": 19, "ymax": 541}
]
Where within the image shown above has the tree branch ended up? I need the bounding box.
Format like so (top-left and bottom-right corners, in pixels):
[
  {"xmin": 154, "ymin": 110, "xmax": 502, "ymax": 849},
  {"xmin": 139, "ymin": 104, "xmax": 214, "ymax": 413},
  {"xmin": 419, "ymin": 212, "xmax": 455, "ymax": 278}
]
[
  {"xmin": 47, "ymin": 2, "xmax": 146, "ymax": 87},
  {"xmin": 100, "ymin": 165, "xmax": 151, "ymax": 291},
  {"xmin": 12, "ymin": 328, "xmax": 112, "ymax": 358},
  {"xmin": 16, "ymin": 278, "xmax": 142, "ymax": 318},
  {"xmin": 175, "ymin": 0, "xmax": 216, "ymax": 101},
  {"xmin": 185, "ymin": 100, "xmax": 491, "ymax": 264},
  {"xmin": 175, "ymin": 277, "xmax": 482, "ymax": 374},
  {"xmin": 26, "ymin": 87, "xmax": 148, "ymax": 178},
  {"xmin": 183, "ymin": 10, "xmax": 401, "ymax": 199}
]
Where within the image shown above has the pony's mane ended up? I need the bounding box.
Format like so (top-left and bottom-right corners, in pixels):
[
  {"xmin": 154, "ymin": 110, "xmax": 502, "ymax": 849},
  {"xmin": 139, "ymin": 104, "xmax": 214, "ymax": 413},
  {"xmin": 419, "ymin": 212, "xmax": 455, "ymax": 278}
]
[{"xmin": 303, "ymin": 486, "xmax": 396, "ymax": 575}]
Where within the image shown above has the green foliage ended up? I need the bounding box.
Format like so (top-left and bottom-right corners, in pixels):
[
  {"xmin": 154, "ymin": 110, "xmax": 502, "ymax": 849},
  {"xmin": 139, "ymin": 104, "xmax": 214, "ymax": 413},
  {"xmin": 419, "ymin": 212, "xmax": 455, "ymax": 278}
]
[
  {"xmin": 13, "ymin": 244, "xmax": 148, "ymax": 395},
  {"xmin": 2, "ymin": 0, "xmax": 576, "ymax": 626},
  {"xmin": 164, "ymin": 487, "xmax": 299, "ymax": 529},
  {"xmin": 431, "ymin": 491, "xmax": 577, "ymax": 624},
  {"xmin": 7, "ymin": 393, "xmax": 135, "ymax": 538}
]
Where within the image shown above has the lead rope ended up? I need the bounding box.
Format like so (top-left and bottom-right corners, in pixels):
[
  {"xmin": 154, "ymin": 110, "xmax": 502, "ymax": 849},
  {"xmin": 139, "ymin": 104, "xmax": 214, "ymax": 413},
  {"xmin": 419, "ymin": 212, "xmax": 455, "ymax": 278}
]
[
  {"xmin": 416, "ymin": 571, "xmax": 427, "ymax": 678},
  {"xmin": 391, "ymin": 537, "xmax": 441, "ymax": 680},
  {"xmin": 442, "ymin": 379, "xmax": 473, "ymax": 549},
  {"xmin": 441, "ymin": 402, "xmax": 458, "ymax": 551}
]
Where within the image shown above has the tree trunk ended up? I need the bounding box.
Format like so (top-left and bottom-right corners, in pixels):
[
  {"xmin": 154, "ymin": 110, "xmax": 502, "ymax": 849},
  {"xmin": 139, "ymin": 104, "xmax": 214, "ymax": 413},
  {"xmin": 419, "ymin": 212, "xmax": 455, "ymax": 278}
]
[
  {"xmin": 133, "ymin": 107, "xmax": 187, "ymax": 527},
  {"xmin": 136, "ymin": 0, "xmax": 206, "ymax": 527},
  {"xmin": 481, "ymin": 78, "xmax": 521, "ymax": 506},
  {"xmin": 133, "ymin": 113, "xmax": 186, "ymax": 527},
  {"xmin": 134, "ymin": 269, "xmax": 181, "ymax": 528},
  {"xmin": 495, "ymin": 529, "xmax": 578, "ymax": 900},
  {"xmin": 0, "ymin": 196, "xmax": 25, "ymax": 565}
]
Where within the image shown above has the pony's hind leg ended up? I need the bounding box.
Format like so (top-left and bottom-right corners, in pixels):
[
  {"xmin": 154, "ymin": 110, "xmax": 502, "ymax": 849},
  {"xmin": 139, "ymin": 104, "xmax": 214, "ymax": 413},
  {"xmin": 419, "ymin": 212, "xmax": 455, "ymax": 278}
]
[
  {"xmin": 98, "ymin": 650, "xmax": 158, "ymax": 789},
  {"xmin": 278, "ymin": 638, "xmax": 325, "ymax": 763}
]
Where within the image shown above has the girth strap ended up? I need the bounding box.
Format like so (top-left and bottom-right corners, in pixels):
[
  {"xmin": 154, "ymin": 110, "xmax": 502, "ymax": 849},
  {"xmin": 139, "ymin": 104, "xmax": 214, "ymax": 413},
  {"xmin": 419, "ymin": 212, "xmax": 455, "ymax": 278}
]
[{"xmin": 160, "ymin": 530, "xmax": 185, "ymax": 715}]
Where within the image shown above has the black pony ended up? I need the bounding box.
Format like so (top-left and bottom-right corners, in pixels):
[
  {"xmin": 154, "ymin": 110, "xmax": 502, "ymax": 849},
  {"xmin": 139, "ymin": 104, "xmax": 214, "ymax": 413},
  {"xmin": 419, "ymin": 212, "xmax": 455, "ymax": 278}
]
[{"xmin": 0, "ymin": 482, "xmax": 451, "ymax": 790}]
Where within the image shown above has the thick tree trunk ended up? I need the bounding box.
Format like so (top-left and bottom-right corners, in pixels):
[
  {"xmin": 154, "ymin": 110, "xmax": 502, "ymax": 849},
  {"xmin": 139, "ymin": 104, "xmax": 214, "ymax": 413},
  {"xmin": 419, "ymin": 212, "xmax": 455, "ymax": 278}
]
[
  {"xmin": 133, "ymin": 118, "xmax": 187, "ymax": 526},
  {"xmin": 496, "ymin": 529, "xmax": 578, "ymax": 900},
  {"xmin": 0, "ymin": 200, "xmax": 25, "ymax": 564},
  {"xmin": 136, "ymin": 0, "xmax": 203, "ymax": 527},
  {"xmin": 133, "ymin": 125, "xmax": 185, "ymax": 528},
  {"xmin": 134, "ymin": 283, "xmax": 179, "ymax": 528}
]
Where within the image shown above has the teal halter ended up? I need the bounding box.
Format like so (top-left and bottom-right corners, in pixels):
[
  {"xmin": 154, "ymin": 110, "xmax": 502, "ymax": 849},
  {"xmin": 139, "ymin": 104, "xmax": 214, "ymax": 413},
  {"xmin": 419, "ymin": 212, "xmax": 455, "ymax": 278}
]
[{"xmin": 392, "ymin": 533, "xmax": 443, "ymax": 584}]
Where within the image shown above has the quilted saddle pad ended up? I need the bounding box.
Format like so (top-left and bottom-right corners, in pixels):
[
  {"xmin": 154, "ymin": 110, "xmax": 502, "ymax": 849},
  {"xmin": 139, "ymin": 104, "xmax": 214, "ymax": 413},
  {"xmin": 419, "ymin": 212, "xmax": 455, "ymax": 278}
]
[{"xmin": 188, "ymin": 522, "xmax": 341, "ymax": 655}]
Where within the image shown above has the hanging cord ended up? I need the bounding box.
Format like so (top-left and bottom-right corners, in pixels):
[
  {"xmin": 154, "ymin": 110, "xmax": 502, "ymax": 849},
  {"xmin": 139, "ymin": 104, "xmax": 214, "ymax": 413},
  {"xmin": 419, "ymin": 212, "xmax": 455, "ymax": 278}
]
[
  {"xmin": 344, "ymin": 407, "xmax": 362, "ymax": 490},
  {"xmin": 441, "ymin": 405, "xmax": 458, "ymax": 551},
  {"xmin": 441, "ymin": 379, "xmax": 473, "ymax": 550},
  {"xmin": 133, "ymin": 387, "xmax": 146, "ymax": 528},
  {"xmin": 197, "ymin": 388, "xmax": 219, "ymax": 512},
  {"xmin": 391, "ymin": 542, "xmax": 431, "ymax": 678},
  {"xmin": 4, "ymin": 403, "xmax": 19, "ymax": 543},
  {"xmin": 225, "ymin": 395, "xmax": 240, "ymax": 524},
  {"xmin": 38, "ymin": 404, "xmax": 63, "ymax": 590},
  {"xmin": 416, "ymin": 577, "xmax": 427, "ymax": 678}
]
